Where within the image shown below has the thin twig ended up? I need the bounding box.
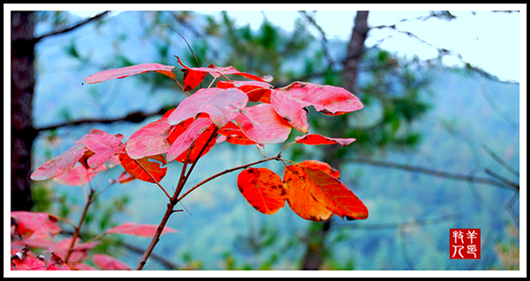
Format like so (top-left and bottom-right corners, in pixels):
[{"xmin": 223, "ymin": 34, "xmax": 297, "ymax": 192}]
[
  {"xmin": 64, "ymin": 188, "xmax": 96, "ymax": 264},
  {"xmin": 346, "ymin": 158, "xmax": 518, "ymax": 191},
  {"xmin": 178, "ymin": 155, "xmax": 283, "ymax": 202},
  {"xmin": 34, "ymin": 11, "xmax": 110, "ymax": 43},
  {"xmin": 133, "ymin": 159, "xmax": 171, "ymax": 199},
  {"xmin": 482, "ymin": 145, "xmax": 519, "ymax": 177},
  {"xmin": 164, "ymin": 25, "xmax": 200, "ymax": 67}
]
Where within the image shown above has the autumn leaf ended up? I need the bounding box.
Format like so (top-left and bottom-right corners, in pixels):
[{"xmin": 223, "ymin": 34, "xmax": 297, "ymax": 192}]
[
  {"xmin": 125, "ymin": 117, "xmax": 173, "ymax": 159},
  {"xmin": 237, "ymin": 168, "xmax": 287, "ymax": 215},
  {"xmin": 298, "ymin": 159, "xmax": 340, "ymax": 179},
  {"xmin": 81, "ymin": 130, "xmax": 125, "ymax": 169},
  {"xmin": 216, "ymin": 80, "xmax": 273, "ymax": 103},
  {"xmin": 283, "ymin": 164, "xmax": 334, "ymax": 221},
  {"xmin": 30, "ymin": 139, "xmax": 90, "ymax": 181},
  {"xmin": 283, "ymin": 162, "xmax": 368, "ymax": 221},
  {"xmin": 167, "ymin": 87, "xmax": 248, "ymax": 128},
  {"xmin": 167, "ymin": 115, "xmax": 218, "ymax": 163},
  {"xmin": 167, "ymin": 117, "xmax": 213, "ymax": 162},
  {"xmin": 270, "ymin": 82, "xmax": 364, "ymax": 132},
  {"xmin": 295, "ymin": 134, "xmax": 356, "ymax": 147},
  {"xmin": 105, "ymin": 222, "xmax": 177, "ymax": 237},
  {"xmin": 92, "ymin": 254, "xmax": 131, "ymax": 270},
  {"xmin": 54, "ymin": 164, "xmax": 107, "ymax": 186},
  {"xmin": 31, "ymin": 129, "xmax": 123, "ymax": 181},
  {"xmin": 118, "ymin": 153, "xmax": 167, "ymax": 183},
  {"xmin": 176, "ymin": 56, "xmax": 272, "ymax": 83},
  {"xmin": 11, "ymin": 211, "xmax": 62, "ymax": 239},
  {"xmin": 83, "ymin": 63, "xmax": 176, "ymax": 84},
  {"xmin": 218, "ymin": 121, "xmax": 257, "ymax": 146},
  {"xmin": 234, "ymin": 103, "xmax": 292, "ymax": 144}
]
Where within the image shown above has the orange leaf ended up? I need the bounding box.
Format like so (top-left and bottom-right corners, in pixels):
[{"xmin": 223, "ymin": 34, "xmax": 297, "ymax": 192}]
[
  {"xmin": 301, "ymin": 164, "xmax": 368, "ymax": 220},
  {"xmin": 283, "ymin": 164, "xmax": 333, "ymax": 221},
  {"xmin": 118, "ymin": 153, "xmax": 167, "ymax": 183},
  {"xmin": 237, "ymin": 168, "xmax": 287, "ymax": 215},
  {"xmin": 283, "ymin": 163, "xmax": 368, "ymax": 221}
]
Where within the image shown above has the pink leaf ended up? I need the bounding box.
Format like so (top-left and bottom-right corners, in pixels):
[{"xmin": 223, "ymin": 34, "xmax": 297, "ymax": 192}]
[
  {"xmin": 11, "ymin": 211, "xmax": 62, "ymax": 239},
  {"xmin": 105, "ymin": 222, "xmax": 177, "ymax": 237},
  {"xmin": 270, "ymin": 90, "xmax": 309, "ymax": 133},
  {"xmin": 270, "ymin": 82, "xmax": 364, "ymax": 132},
  {"xmin": 234, "ymin": 103, "xmax": 292, "ymax": 144},
  {"xmin": 217, "ymin": 80, "xmax": 273, "ymax": 103},
  {"xmin": 295, "ymin": 134, "xmax": 356, "ymax": 147},
  {"xmin": 81, "ymin": 130, "xmax": 125, "ymax": 169},
  {"xmin": 167, "ymin": 87, "xmax": 248, "ymax": 128},
  {"xmin": 83, "ymin": 63, "xmax": 175, "ymax": 84},
  {"xmin": 30, "ymin": 139, "xmax": 89, "ymax": 181},
  {"xmin": 92, "ymin": 254, "xmax": 131, "ymax": 270},
  {"xmin": 125, "ymin": 117, "xmax": 173, "ymax": 159},
  {"xmin": 167, "ymin": 118, "xmax": 213, "ymax": 162},
  {"xmin": 54, "ymin": 164, "xmax": 107, "ymax": 186}
]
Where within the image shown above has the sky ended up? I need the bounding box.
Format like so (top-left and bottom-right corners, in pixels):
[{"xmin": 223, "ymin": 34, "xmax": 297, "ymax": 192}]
[{"xmin": 39, "ymin": 3, "xmax": 526, "ymax": 83}]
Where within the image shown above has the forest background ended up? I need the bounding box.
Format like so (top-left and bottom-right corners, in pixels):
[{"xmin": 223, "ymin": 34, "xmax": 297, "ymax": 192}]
[{"xmin": 6, "ymin": 3, "xmax": 526, "ymax": 277}]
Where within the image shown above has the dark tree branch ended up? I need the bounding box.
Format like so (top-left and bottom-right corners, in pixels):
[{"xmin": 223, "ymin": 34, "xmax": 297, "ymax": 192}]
[
  {"xmin": 482, "ymin": 145, "xmax": 519, "ymax": 177},
  {"xmin": 35, "ymin": 106, "xmax": 174, "ymax": 133},
  {"xmin": 34, "ymin": 11, "xmax": 110, "ymax": 44},
  {"xmin": 299, "ymin": 11, "xmax": 334, "ymax": 67},
  {"xmin": 346, "ymin": 158, "xmax": 519, "ymax": 191}
]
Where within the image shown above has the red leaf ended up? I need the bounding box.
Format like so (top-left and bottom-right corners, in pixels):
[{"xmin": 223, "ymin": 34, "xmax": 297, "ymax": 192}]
[
  {"xmin": 234, "ymin": 103, "xmax": 292, "ymax": 144},
  {"xmin": 92, "ymin": 254, "xmax": 131, "ymax": 270},
  {"xmin": 218, "ymin": 122, "xmax": 257, "ymax": 146},
  {"xmin": 167, "ymin": 118, "xmax": 213, "ymax": 162},
  {"xmin": 105, "ymin": 222, "xmax": 178, "ymax": 237},
  {"xmin": 283, "ymin": 164, "xmax": 334, "ymax": 221},
  {"xmin": 81, "ymin": 130, "xmax": 125, "ymax": 169},
  {"xmin": 167, "ymin": 87, "xmax": 248, "ymax": 128},
  {"xmin": 125, "ymin": 117, "xmax": 173, "ymax": 159},
  {"xmin": 54, "ymin": 164, "xmax": 107, "ymax": 186},
  {"xmin": 119, "ymin": 153, "xmax": 167, "ymax": 183},
  {"xmin": 177, "ymin": 56, "xmax": 272, "ymax": 83},
  {"xmin": 83, "ymin": 63, "xmax": 176, "ymax": 84},
  {"xmin": 237, "ymin": 168, "xmax": 287, "ymax": 215},
  {"xmin": 216, "ymin": 80, "xmax": 273, "ymax": 103},
  {"xmin": 11, "ymin": 211, "xmax": 61, "ymax": 239},
  {"xmin": 46, "ymin": 252, "xmax": 71, "ymax": 270},
  {"xmin": 295, "ymin": 134, "xmax": 356, "ymax": 147},
  {"xmin": 167, "ymin": 116, "xmax": 217, "ymax": 163}
]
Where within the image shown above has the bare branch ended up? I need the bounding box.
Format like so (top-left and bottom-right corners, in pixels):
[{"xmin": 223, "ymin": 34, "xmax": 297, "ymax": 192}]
[
  {"xmin": 34, "ymin": 11, "xmax": 110, "ymax": 44},
  {"xmin": 482, "ymin": 145, "xmax": 519, "ymax": 177},
  {"xmin": 35, "ymin": 106, "xmax": 173, "ymax": 133},
  {"xmin": 346, "ymin": 158, "xmax": 518, "ymax": 191}
]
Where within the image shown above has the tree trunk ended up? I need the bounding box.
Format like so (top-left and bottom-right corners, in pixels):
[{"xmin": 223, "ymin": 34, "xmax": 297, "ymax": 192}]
[
  {"xmin": 11, "ymin": 11, "xmax": 37, "ymax": 211},
  {"xmin": 300, "ymin": 11, "xmax": 370, "ymax": 270}
]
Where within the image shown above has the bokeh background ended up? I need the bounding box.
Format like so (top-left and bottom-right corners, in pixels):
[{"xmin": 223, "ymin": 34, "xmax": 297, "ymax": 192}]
[{"xmin": 8, "ymin": 5, "xmax": 524, "ymax": 276}]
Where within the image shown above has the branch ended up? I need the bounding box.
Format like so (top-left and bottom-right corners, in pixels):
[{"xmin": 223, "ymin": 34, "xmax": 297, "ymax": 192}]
[
  {"xmin": 35, "ymin": 106, "xmax": 172, "ymax": 133},
  {"xmin": 34, "ymin": 11, "xmax": 110, "ymax": 44},
  {"xmin": 122, "ymin": 242, "xmax": 180, "ymax": 270},
  {"xmin": 346, "ymin": 158, "xmax": 518, "ymax": 190},
  {"xmin": 482, "ymin": 145, "xmax": 519, "ymax": 177}
]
